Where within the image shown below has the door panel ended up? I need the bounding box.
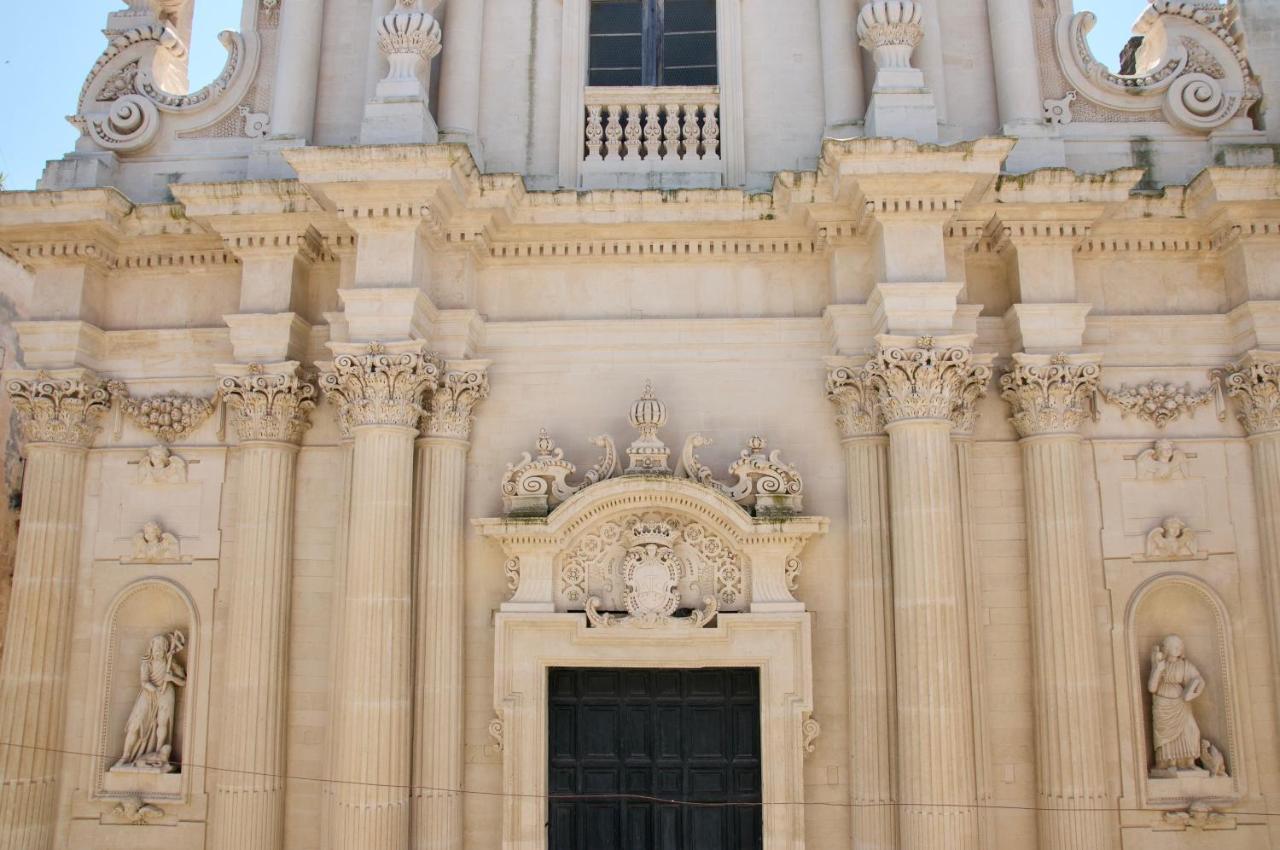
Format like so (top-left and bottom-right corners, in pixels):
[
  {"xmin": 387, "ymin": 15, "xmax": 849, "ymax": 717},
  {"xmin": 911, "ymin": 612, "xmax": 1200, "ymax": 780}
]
[{"xmin": 548, "ymin": 667, "xmax": 763, "ymax": 850}]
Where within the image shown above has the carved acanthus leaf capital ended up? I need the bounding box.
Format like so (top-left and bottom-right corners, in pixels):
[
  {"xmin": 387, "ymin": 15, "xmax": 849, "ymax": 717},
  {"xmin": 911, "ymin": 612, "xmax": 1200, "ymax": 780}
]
[
  {"xmin": 826, "ymin": 361, "xmax": 882, "ymax": 438},
  {"xmin": 1220, "ymin": 351, "xmax": 1280, "ymax": 436},
  {"xmin": 217, "ymin": 363, "xmax": 317, "ymax": 444},
  {"xmin": 424, "ymin": 363, "xmax": 490, "ymax": 440},
  {"xmin": 999, "ymin": 353, "xmax": 1102, "ymax": 438},
  {"xmin": 7, "ymin": 371, "xmax": 111, "ymax": 448},
  {"xmin": 318, "ymin": 341, "xmax": 442, "ymax": 431},
  {"xmin": 864, "ymin": 336, "xmax": 991, "ymax": 428}
]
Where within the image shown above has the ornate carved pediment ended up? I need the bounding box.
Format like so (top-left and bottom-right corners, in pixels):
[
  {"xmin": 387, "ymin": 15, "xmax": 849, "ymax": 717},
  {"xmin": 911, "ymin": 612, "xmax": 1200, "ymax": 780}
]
[
  {"xmin": 501, "ymin": 383, "xmax": 804, "ymax": 518},
  {"xmin": 1044, "ymin": 0, "xmax": 1260, "ymax": 133}
]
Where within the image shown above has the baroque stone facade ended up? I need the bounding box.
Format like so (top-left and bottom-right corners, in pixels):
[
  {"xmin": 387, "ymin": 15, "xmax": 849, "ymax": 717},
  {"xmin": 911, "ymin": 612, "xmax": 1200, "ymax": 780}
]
[{"xmin": 3, "ymin": 1, "xmax": 1280, "ymax": 849}]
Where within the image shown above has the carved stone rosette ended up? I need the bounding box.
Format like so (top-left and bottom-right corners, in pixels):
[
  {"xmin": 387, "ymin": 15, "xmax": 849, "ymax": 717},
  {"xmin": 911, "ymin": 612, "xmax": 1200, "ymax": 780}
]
[
  {"xmin": 826, "ymin": 362, "xmax": 883, "ymax": 438},
  {"xmin": 1000, "ymin": 354, "xmax": 1102, "ymax": 437},
  {"xmin": 1221, "ymin": 351, "xmax": 1280, "ymax": 437},
  {"xmin": 864, "ymin": 336, "xmax": 991, "ymax": 427},
  {"xmin": 318, "ymin": 341, "xmax": 441, "ymax": 431},
  {"xmin": 7, "ymin": 371, "xmax": 112, "ymax": 448},
  {"xmin": 423, "ymin": 364, "xmax": 490, "ymax": 440},
  {"xmin": 217, "ymin": 364, "xmax": 316, "ymax": 444}
]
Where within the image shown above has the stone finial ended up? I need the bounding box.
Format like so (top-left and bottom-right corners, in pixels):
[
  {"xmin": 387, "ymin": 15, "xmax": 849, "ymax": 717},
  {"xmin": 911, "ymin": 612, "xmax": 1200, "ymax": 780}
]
[
  {"xmin": 857, "ymin": 0, "xmax": 925, "ymax": 71},
  {"xmin": 999, "ymin": 353, "xmax": 1102, "ymax": 438},
  {"xmin": 864, "ymin": 336, "xmax": 990, "ymax": 427},
  {"xmin": 677, "ymin": 434, "xmax": 805, "ymax": 517},
  {"xmin": 501, "ymin": 431, "xmax": 619, "ymax": 517},
  {"xmin": 625, "ymin": 381, "xmax": 671, "ymax": 474},
  {"xmin": 318, "ymin": 342, "xmax": 441, "ymax": 431},
  {"xmin": 1219, "ymin": 351, "xmax": 1280, "ymax": 436},
  {"xmin": 375, "ymin": 0, "xmax": 443, "ymax": 94},
  {"xmin": 424, "ymin": 364, "xmax": 490, "ymax": 440},
  {"xmin": 7, "ymin": 371, "xmax": 112, "ymax": 448},
  {"xmin": 217, "ymin": 364, "xmax": 317, "ymax": 444}
]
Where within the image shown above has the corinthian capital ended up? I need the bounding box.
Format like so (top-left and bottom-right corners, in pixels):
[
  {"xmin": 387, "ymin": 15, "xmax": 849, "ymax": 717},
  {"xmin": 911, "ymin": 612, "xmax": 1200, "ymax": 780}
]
[
  {"xmin": 999, "ymin": 353, "xmax": 1102, "ymax": 438},
  {"xmin": 1220, "ymin": 351, "xmax": 1280, "ymax": 436},
  {"xmin": 318, "ymin": 341, "xmax": 441, "ymax": 430},
  {"xmin": 7, "ymin": 370, "xmax": 111, "ymax": 448},
  {"xmin": 424, "ymin": 362, "xmax": 490, "ymax": 440},
  {"xmin": 864, "ymin": 336, "xmax": 991, "ymax": 427},
  {"xmin": 826, "ymin": 360, "xmax": 882, "ymax": 438},
  {"xmin": 217, "ymin": 363, "xmax": 317, "ymax": 444}
]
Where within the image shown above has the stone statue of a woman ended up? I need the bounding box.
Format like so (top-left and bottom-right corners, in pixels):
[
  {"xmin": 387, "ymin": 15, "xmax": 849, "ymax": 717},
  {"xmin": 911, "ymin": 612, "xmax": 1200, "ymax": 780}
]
[
  {"xmin": 1148, "ymin": 634, "xmax": 1205, "ymax": 774},
  {"xmin": 114, "ymin": 631, "xmax": 186, "ymax": 773}
]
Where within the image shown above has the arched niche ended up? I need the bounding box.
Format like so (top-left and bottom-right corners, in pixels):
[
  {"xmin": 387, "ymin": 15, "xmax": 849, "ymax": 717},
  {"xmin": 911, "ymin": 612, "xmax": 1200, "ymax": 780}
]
[
  {"xmin": 95, "ymin": 577, "xmax": 197, "ymax": 801},
  {"xmin": 1125, "ymin": 573, "xmax": 1244, "ymax": 807}
]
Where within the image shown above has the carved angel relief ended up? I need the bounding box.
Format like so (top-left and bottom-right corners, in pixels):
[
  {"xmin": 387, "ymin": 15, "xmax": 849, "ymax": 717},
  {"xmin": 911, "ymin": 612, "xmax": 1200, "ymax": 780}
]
[
  {"xmin": 1136, "ymin": 440, "xmax": 1191, "ymax": 481},
  {"xmin": 137, "ymin": 444, "xmax": 188, "ymax": 484},
  {"xmin": 127, "ymin": 521, "xmax": 182, "ymax": 563},
  {"xmin": 1143, "ymin": 517, "xmax": 1202, "ymax": 561}
]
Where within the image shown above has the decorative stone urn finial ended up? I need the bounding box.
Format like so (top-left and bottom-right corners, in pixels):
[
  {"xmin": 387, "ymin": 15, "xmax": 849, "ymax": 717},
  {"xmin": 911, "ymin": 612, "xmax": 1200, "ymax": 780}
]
[
  {"xmin": 857, "ymin": 0, "xmax": 925, "ymax": 72},
  {"xmin": 375, "ymin": 0, "xmax": 443, "ymax": 96},
  {"xmin": 626, "ymin": 381, "xmax": 672, "ymax": 474}
]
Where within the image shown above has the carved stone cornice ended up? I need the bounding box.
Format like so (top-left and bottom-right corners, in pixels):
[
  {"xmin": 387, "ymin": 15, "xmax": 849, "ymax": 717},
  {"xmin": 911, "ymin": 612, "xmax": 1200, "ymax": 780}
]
[
  {"xmin": 217, "ymin": 363, "xmax": 317, "ymax": 444},
  {"xmin": 999, "ymin": 353, "xmax": 1102, "ymax": 438},
  {"xmin": 825, "ymin": 360, "xmax": 883, "ymax": 438},
  {"xmin": 864, "ymin": 335, "xmax": 991, "ymax": 427},
  {"xmin": 106, "ymin": 380, "xmax": 218, "ymax": 443},
  {"xmin": 7, "ymin": 370, "xmax": 112, "ymax": 448},
  {"xmin": 423, "ymin": 362, "xmax": 490, "ymax": 440},
  {"xmin": 318, "ymin": 341, "xmax": 441, "ymax": 431},
  {"xmin": 1219, "ymin": 351, "xmax": 1280, "ymax": 436}
]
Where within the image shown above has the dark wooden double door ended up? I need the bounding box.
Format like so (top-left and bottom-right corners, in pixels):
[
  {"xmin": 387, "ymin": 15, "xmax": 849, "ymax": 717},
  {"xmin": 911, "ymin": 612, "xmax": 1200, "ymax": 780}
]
[{"xmin": 548, "ymin": 667, "xmax": 763, "ymax": 850}]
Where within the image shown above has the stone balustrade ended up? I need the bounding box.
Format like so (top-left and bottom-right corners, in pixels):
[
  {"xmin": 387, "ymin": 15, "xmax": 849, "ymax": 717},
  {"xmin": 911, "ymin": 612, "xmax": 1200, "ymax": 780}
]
[{"xmin": 582, "ymin": 86, "xmax": 721, "ymax": 172}]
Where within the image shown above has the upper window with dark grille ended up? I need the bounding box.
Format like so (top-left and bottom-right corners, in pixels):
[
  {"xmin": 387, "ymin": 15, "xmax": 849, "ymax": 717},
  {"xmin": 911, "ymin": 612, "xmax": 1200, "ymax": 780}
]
[{"xmin": 588, "ymin": 0, "xmax": 718, "ymax": 87}]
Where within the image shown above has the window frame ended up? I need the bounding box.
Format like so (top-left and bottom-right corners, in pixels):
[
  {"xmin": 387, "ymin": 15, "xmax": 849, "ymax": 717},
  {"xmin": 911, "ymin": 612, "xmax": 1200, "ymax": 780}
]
[{"xmin": 587, "ymin": 0, "xmax": 718, "ymax": 88}]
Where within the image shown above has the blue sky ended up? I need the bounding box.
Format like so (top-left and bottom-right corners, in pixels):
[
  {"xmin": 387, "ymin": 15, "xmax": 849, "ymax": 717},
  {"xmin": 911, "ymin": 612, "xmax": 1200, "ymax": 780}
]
[{"xmin": 0, "ymin": 0, "xmax": 1151, "ymax": 191}]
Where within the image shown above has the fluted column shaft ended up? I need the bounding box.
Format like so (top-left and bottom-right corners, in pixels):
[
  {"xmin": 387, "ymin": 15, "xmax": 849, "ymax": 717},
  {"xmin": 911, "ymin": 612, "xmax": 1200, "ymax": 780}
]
[
  {"xmin": 411, "ymin": 365, "xmax": 487, "ymax": 850},
  {"xmin": 827, "ymin": 365, "xmax": 897, "ymax": 850},
  {"xmin": 1001, "ymin": 354, "xmax": 1116, "ymax": 850},
  {"xmin": 211, "ymin": 366, "xmax": 315, "ymax": 850},
  {"xmin": 412, "ymin": 437, "xmax": 467, "ymax": 849},
  {"xmin": 885, "ymin": 418, "xmax": 978, "ymax": 850},
  {"xmin": 0, "ymin": 373, "xmax": 109, "ymax": 850},
  {"xmin": 843, "ymin": 436, "xmax": 898, "ymax": 849},
  {"xmin": 864, "ymin": 338, "xmax": 988, "ymax": 850},
  {"xmin": 320, "ymin": 343, "xmax": 442, "ymax": 850}
]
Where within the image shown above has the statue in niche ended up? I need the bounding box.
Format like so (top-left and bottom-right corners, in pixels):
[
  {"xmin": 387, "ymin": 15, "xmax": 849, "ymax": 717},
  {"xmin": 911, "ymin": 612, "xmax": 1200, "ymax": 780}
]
[
  {"xmin": 1137, "ymin": 439, "xmax": 1190, "ymax": 481},
  {"xmin": 1148, "ymin": 634, "xmax": 1207, "ymax": 776},
  {"xmin": 130, "ymin": 522, "xmax": 180, "ymax": 563},
  {"xmin": 1145, "ymin": 517, "xmax": 1199, "ymax": 560},
  {"xmin": 137, "ymin": 445, "xmax": 187, "ymax": 484},
  {"xmin": 114, "ymin": 631, "xmax": 186, "ymax": 774}
]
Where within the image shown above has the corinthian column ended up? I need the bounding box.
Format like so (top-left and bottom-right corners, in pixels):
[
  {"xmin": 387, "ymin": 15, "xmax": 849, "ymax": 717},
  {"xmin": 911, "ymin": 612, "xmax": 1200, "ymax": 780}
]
[
  {"xmin": 210, "ymin": 364, "xmax": 316, "ymax": 850},
  {"xmin": 826, "ymin": 363, "xmax": 897, "ymax": 850},
  {"xmin": 1221, "ymin": 352, "xmax": 1280, "ymax": 725},
  {"xmin": 0, "ymin": 372, "xmax": 109, "ymax": 850},
  {"xmin": 864, "ymin": 336, "xmax": 987, "ymax": 850},
  {"xmin": 999, "ymin": 354, "xmax": 1116, "ymax": 850},
  {"xmin": 319, "ymin": 342, "xmax": 441, "ymax": 850},
  {"xmin": 412, "ymin": 364, "xmax": 489, "ymax": 850}
]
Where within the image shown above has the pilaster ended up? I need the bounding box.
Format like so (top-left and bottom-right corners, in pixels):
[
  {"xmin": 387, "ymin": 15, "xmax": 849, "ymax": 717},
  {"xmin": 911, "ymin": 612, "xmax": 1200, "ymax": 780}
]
[
  {"xmin": 999, "ymin": 354, "xmax": 1117, "ymax": 850},
  {"xmin": 1221, "ymin": 352, "xmax": 1280, "ymax": 740},
  {"xmin": 411, "ymin": 362, "xmax": 489, "ymax": 850},
  {"xmin": 209, "ymin": 363, "xmax": 316, "ymax": 850},
  {"xmin": 0, "ymin": 371, "xmax": 110, "ymax": 850},
  {"xmin": 863, "ymin": 336, "xmax": 988, "ymax": 850},
  {"xmin": 825, "ymin": 361, "xmax": 897, "ymax": 850},
  {"xmin": 318, "ymin": 341, "xmax": 441, "ymax": 850}
]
